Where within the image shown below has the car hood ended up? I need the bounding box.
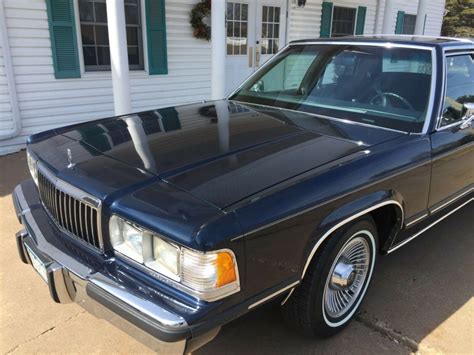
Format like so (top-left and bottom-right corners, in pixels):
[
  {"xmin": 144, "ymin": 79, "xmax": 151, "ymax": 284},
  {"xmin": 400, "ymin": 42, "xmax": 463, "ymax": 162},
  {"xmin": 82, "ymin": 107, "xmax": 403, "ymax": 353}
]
[{"xmin": 55, "ymin": 100, "xmax": 403, "ymax": 208}]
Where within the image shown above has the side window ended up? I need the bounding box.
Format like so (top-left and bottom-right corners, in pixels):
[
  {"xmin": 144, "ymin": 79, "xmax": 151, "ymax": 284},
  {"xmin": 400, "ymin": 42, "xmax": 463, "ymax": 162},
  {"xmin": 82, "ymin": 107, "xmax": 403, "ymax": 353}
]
[{"xmin": 441, "ymin": 54, "xmax": 474, "ymax": 127}]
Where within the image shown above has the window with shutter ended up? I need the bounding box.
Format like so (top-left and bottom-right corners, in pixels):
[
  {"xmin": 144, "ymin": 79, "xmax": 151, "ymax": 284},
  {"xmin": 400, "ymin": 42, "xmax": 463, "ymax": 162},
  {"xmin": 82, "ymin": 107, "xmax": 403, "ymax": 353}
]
[
  {"xmin": 78, "ymin": 0, "xmax": 144, "ymax": 71},
  {"xmin": 355, "ymin": 6, "xmax": 366, "ymax": 35},
  {"xmin": 46, "ymin": 0, "xmax": 81, "ymax": 78},
  {"xmin": 331, "ymin": 6, "xmax": 356, "ymax": 37},
  {"xmin": 145, "ymin": 0, "xmax": 168, "ymax": 75},
  {"xmin": 320, "ymin": 2, "xmax": 333, "ymax": 38},
  {"xmin": 395, "ymin": 11, "xmax": 405, "ymax": 34}
]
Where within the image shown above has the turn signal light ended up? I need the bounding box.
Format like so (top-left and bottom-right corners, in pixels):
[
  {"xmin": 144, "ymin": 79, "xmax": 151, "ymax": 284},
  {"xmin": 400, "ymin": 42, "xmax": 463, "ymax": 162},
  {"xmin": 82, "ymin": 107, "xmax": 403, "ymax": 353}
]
[{"xmin": 216, "ymin": 252, "xmax": 237, "ymax": 287}]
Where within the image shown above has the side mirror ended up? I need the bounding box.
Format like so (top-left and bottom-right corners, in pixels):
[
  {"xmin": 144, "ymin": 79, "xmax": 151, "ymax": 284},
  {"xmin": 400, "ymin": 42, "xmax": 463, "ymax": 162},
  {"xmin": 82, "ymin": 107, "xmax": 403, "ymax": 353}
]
[{"xmin": 460, "ymin": 103, "xmax": 474, "ymax": 129}]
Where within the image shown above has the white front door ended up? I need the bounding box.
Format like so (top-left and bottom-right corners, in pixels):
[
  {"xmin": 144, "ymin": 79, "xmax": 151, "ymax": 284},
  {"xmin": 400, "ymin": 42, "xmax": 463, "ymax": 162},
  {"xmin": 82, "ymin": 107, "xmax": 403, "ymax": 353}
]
[{"xmin": 225, "ymin": 0, "xmax": 287, "ymax": 95}]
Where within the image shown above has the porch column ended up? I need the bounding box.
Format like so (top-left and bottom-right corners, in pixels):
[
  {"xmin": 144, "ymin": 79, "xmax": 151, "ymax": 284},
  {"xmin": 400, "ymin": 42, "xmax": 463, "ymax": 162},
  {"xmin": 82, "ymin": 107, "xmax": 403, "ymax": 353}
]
[
  {"xmin": 211, "ymin": 0, "xmax": 226, "ymax": 100},
  {"xmin": 382, "ymin": 0, "xmax": 396, "ymax": 34},
  {"xmin": 106, "ymin": 0, "xmax": 131, "ymax": 115},
  {"xmin": 414, "ymin": 0, "xmax": 428, "ymax": 35}
]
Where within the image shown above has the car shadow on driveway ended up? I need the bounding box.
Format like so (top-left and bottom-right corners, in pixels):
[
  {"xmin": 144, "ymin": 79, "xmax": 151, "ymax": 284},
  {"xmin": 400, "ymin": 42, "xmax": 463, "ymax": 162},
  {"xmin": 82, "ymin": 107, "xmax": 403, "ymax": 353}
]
[{"xmin": 197, "ymin": 203, "xmax": 473, "ymax": 354}]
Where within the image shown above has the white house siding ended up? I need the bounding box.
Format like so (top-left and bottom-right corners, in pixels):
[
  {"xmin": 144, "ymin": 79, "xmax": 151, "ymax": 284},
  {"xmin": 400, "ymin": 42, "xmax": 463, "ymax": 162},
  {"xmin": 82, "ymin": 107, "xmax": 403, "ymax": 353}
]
[
  {"xmin": 287, "ymin": 0, "xmax": 379, "ymax": 41},
  {"xmin": 418, "ymin": 0, "xmax": 446, "ymax": 36},
  {"xmin": 0, "ymin": 0, "xmax": 211, "ymax": 155},
  {"xmin": 382, "ymin": 0, "xmax": 446, "ymax": 36},
  {"xmin": 287, "ymin": 0, "xmax": 445, "ymax": 40},
  {"xmin": 374, "ymin": 0, "xmax": 386, "ymax": 34},
  {"xmin": 0, "ymin": 38, "xmax": 15, "ymax": 137}
]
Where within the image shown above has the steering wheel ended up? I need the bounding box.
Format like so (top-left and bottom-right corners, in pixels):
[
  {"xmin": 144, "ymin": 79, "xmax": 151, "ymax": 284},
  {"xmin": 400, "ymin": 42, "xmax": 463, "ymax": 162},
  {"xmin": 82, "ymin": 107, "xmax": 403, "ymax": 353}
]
[{"xmin": 370, "ymin": 92, "xmax": 414, "ymax": 110}]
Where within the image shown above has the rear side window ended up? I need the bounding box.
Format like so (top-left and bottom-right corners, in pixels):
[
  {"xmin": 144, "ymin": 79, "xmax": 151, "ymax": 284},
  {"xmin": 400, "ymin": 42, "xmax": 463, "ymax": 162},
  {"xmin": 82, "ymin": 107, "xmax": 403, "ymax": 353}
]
[{"xmin": 441, "ymin": 53, "xmax": 474, "ymax": 127}]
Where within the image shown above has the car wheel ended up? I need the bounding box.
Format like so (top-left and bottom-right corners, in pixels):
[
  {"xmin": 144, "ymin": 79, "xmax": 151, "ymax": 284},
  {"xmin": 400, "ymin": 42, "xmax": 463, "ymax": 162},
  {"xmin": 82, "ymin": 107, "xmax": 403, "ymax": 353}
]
[{"xmin": 282, "ymin": 217, "xmax": 378, "ymax": 337}]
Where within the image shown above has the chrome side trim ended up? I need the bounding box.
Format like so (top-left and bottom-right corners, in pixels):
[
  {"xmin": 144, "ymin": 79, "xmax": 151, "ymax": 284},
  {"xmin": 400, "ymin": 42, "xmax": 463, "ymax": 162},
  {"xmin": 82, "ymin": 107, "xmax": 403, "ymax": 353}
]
[
  {"xmin": 421, "ymin": 48, "xmax": 437, "ymax": 134},
  {"xmin": 301, "ymin": 200, "xmax": 404, "ymax": 279},
  {"xmin": 431, "ymin": 187, "xmax": 473, "ymax": 214},
  {"xmin": 405, "ymin": 213, "xmax": 429, "ymax": 227},
  {"xmin": 280, "ymin": 288, "xmax": 295, "ymax": 306},
  {"xmin": 248, "ymin": 281, "xmax": 300, "ymax": 310},
  {"xmin": 387, "ymin": 198, "xmax": 473, "ymax": 254}
]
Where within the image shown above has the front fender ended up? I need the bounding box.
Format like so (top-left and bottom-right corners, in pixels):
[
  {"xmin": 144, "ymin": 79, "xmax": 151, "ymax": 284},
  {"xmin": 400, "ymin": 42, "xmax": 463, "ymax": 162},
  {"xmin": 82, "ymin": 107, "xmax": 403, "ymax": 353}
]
[{"xmin": 301, "ymin": 190, "xmax": 405, "ymax": 279}]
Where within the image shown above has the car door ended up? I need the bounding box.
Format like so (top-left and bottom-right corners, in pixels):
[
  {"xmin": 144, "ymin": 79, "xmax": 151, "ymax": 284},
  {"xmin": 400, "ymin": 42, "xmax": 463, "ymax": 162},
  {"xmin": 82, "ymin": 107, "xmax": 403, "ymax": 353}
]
[{"xmin": 429, "ymin": 50, "xmax": 474, "ymax": 212}]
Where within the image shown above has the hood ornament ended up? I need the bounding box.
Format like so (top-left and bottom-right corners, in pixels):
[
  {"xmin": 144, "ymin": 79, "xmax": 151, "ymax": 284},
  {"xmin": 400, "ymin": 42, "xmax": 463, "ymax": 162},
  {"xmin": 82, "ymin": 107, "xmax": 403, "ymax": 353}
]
[{"xmin": 67, "ymin": 148, "xmax": 76, "ymax": 169}]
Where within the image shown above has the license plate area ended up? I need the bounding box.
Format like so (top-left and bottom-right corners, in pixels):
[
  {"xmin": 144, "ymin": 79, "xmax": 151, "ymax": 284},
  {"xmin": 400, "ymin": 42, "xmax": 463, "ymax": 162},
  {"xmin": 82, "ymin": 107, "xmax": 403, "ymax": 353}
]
[{"xmin": 25, "ymin": 244, "xmax": 48, "ymax": 283}]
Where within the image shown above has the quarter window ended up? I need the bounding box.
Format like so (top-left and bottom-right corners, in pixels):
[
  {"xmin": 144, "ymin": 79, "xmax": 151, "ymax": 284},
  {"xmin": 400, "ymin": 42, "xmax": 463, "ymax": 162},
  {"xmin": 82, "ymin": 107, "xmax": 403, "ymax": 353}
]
[
  {"xmin": 79, "ymin": 0, "xmax": 144, "ymax": 71},
  {"xmin": 441, "ymin": 54, "xmax": 474, "ymax": 127},
  {"xmin": 331, "ymin": 6, "xmax": 356, "ymax": 37}
]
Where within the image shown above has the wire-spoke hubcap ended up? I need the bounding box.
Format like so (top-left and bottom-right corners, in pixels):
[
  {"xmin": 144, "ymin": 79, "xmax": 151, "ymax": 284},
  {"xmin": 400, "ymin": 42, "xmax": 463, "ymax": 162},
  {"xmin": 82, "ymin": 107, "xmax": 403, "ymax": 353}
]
[{"xmin": 324, "ymin": 236, "xmax": 370, "ymax": 318}]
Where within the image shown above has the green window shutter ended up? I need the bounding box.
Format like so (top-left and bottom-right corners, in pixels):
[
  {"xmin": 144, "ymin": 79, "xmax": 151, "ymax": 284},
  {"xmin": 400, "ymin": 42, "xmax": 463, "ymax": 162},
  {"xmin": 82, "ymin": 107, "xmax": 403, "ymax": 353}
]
[
  {"xmin": 355, "ymin": 6, "xmax": 367, "ymax": 35},
  {"xmin": 395, "ymin": 11, "xmax": 405, "ymax": 34},
  {"xmin": 46, "ymin": 0, "xmax": 80, "ymax": 79},
  {"xmin": 145, "ymin": 0, "xmax": 168, "ymax": 75},
  {"xmin": 320, "ymin": 2, "xmax": 333, "ymax": 38}
]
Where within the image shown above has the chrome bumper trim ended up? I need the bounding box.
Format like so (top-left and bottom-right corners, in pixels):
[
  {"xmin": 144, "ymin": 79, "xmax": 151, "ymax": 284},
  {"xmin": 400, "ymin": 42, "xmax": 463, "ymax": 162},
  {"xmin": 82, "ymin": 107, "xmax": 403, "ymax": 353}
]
[{"xmin": 13, "ymin": 182, "xmax": 190, "ymax": 347}]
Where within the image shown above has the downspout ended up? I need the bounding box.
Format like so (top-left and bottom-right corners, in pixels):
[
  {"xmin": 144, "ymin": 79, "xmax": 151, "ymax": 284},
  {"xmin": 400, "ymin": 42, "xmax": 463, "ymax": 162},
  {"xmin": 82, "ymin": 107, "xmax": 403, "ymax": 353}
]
[{"xmin": 0, "ymin": 0, "xmax": 22, "ymax": 140}]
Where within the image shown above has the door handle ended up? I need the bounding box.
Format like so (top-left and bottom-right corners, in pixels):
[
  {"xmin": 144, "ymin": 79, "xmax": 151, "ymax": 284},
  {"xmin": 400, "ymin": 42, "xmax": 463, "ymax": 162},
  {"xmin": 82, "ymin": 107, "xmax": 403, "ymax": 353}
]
[{"xmin": 248, "ymin": 47, "xmax": 253, "ymax": 67}]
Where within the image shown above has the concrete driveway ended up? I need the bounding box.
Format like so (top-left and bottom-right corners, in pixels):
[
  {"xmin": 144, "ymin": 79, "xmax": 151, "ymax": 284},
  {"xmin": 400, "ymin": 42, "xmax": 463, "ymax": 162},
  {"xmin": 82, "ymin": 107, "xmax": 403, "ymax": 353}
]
[{"xmin": 1, "ymin": 151, "xmax": 473, "ymax": 354}]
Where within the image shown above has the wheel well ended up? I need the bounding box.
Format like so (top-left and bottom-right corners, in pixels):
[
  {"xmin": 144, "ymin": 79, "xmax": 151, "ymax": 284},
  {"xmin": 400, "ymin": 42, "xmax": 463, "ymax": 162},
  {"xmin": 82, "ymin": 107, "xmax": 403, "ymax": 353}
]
[{"xmin": 370, "ymin": 205, "xmax": 401, "ymax": 253}]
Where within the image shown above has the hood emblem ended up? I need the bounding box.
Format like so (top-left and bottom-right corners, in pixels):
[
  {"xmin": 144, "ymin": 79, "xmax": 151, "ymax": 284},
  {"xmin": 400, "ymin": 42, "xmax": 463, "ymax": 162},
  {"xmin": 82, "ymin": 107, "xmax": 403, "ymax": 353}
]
[{"xmin": 67, "ymin": 148, "xmax": 76, "ymax": 169}]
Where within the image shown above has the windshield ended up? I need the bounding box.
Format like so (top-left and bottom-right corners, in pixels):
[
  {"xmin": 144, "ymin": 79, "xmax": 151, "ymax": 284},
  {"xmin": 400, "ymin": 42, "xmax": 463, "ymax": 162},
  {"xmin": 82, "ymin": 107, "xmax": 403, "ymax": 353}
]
[{"xmin": 230, "ymin": 44, "xmax": 433, "ymax": 133}]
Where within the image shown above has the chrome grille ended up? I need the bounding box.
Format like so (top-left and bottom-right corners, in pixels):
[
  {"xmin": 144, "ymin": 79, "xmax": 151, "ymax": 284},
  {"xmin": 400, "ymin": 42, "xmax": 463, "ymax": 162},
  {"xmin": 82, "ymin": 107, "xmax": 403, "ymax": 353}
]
[{"xmin": 37, "ymin": 169, "xmax": 102, "ymax": 250}]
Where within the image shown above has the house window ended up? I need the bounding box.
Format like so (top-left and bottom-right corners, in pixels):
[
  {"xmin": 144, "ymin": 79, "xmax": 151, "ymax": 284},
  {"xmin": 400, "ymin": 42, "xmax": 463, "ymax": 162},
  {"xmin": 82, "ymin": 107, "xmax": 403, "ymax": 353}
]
[
  {"xmin": 226, "ymin": 2, "xmax": 249, "ymax": 55},
  {"xmin": 79, "ymin": 0, "xmax": 143, "ymax": 71},
  {"xmin": 261, "ymin": 6, "xmax": 280, "ymax": 55},
  {"xmin": 402, "ymin": 14, "xmax": 416, "ymax": 35},
  {"xmin": 331, "ymin": 6, "xmax": 356, "ymax": 37}
]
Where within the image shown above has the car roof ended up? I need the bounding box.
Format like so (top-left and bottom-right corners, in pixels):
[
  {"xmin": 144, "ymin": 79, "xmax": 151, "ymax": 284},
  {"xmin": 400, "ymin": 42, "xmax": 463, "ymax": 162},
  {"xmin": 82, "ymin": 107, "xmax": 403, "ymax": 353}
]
[{"xmin": 289, "ymin": 35, "xmax": 474, "ymax": 48}]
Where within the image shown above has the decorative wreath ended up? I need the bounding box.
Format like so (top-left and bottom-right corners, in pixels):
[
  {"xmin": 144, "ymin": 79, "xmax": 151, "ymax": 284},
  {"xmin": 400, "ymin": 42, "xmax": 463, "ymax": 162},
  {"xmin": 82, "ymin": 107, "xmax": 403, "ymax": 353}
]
[{"xmin": 190, "ymin": 0, "xmax": 211, "ymax": 41}]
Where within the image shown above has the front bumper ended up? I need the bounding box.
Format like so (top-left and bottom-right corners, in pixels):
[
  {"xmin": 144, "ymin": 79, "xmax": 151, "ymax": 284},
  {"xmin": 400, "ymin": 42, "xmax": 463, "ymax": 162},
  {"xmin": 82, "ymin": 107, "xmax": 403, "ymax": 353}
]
[{"xmin": 13, "ymin": 180, "xmax": 220, "ymax": 353}]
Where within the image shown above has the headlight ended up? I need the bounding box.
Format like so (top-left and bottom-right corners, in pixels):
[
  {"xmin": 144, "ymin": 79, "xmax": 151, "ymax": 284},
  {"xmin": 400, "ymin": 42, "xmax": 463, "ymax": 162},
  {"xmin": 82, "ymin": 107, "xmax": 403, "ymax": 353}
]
[
  {"xmin": 26, "ymin": 150, "xmax": 38, "ymax": 186},
  {"xmin": 109, "ymin": 215, "xmax": 146, "ymax": 263},
  {"xmin": 109, "ymin": 215, "xmax": 239, "ymax": 301}
]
